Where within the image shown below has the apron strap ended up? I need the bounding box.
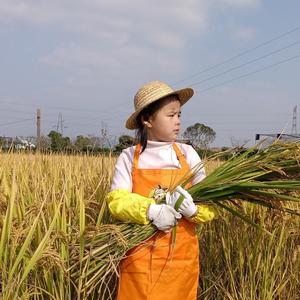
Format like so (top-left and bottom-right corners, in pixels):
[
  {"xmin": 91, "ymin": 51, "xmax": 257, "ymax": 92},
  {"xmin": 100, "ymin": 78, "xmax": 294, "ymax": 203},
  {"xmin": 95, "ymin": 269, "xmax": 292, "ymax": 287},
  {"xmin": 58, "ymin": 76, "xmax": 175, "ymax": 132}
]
[
  {"xmin": 172, "ymin": 143, "xmax": 190, "ymax": 170},
  {"xmin": 133, "ymin": 143, "xmax": 141, "ymax": 170},
  {"xmin": 172, "ymin": 143, "xmax": 193, "ymax": 189}
]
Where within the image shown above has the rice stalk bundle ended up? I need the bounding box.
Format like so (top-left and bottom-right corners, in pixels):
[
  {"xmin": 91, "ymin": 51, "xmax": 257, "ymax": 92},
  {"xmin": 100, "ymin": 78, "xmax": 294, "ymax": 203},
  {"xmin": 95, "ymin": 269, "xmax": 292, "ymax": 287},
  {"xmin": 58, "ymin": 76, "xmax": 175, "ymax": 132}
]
[{"xmin": 70, "ymin": 141, "xmax": 300, "ymax": 297}]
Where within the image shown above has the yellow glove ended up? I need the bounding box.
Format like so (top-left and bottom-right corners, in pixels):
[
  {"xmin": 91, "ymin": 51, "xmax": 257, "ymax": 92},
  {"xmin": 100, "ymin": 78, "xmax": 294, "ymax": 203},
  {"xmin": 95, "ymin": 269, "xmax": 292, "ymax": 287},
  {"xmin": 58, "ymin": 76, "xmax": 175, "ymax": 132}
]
[
  {"xmin": 106, "ymin": 189, "xmax": 155, "ymax": 224},
  {"xmin": 187, "ymin": 204, "xmax": 218, "ymax": 223}
]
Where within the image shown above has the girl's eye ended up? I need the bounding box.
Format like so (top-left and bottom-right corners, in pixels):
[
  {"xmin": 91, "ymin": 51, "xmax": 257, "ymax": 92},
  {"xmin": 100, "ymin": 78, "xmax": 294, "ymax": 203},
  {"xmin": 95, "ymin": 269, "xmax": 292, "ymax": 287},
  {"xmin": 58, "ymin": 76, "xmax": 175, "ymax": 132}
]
[{"xmin": 168, "ymin": 112, "xmax": 181, "ymax": 117}]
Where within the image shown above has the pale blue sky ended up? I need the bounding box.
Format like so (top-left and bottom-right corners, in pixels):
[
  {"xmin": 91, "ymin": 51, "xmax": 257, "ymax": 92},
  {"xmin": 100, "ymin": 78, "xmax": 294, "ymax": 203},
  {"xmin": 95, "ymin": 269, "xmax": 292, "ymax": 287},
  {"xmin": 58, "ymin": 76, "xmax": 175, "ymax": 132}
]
[{"xmin": 0, "ymin": 0, "xmax": 299, "ymax": 147}]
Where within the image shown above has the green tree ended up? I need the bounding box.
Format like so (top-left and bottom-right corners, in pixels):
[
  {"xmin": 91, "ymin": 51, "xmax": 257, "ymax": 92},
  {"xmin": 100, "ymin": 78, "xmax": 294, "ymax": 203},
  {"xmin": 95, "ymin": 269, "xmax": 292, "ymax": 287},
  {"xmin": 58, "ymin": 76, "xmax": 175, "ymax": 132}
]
[
  {"xmin": 183, "ymin": 123, "xmax": 216, "ymax": 149},
  {"xmin": 115, "ymin": 135, "xmax": 134, "ymax": 152},
  {"xmin": 74, "ymin": 135, "xmax": 91, "ymax": 152},
  {"xmin": 48, "ymin": 131, "xmax": 72, "ymax": 151}
]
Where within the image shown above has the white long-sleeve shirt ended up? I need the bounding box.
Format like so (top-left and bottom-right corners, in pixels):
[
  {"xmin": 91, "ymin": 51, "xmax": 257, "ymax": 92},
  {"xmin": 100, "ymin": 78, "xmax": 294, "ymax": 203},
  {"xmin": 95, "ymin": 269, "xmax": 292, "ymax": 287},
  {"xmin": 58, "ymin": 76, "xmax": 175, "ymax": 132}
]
[{"xmin": 111, "ymin": 140, "xmax": 206, "ymax": 192}]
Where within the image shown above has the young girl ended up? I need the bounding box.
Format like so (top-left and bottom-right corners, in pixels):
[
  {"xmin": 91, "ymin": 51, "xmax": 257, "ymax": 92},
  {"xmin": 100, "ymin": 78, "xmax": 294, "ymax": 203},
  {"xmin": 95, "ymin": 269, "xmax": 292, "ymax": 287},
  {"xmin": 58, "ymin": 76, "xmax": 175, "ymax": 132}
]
[{"xmin": 106, "ymin": 81, "xmax": 216, "ymax": 300}]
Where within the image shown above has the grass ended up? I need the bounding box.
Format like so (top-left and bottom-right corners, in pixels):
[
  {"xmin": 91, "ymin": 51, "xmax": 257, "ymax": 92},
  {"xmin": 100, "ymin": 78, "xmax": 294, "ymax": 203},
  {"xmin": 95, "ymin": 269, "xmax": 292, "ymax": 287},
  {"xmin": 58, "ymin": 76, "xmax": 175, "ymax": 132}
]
[
  {"xmin": 0, "ymin": 150, "xmax": 299, "ymax": 299},
  {"xmin": 199, "ymin": 159, "xmax": 300, "ymax": 299},
  {"xmin": 198, "ymin": 204, "xmax": 300, "ymax": 299},
  {"xmin": 0, "ymin": 152, "xmax": 115, "ymax": 299}
]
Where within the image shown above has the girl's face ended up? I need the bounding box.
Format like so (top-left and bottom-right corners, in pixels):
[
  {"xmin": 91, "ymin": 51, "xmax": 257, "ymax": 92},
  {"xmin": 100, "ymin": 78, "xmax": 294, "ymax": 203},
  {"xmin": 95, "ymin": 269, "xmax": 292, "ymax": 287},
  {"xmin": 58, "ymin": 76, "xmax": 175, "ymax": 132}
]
[{"xmin": 146, "ymin": 99, "xmax": 181, "ymax": 142}]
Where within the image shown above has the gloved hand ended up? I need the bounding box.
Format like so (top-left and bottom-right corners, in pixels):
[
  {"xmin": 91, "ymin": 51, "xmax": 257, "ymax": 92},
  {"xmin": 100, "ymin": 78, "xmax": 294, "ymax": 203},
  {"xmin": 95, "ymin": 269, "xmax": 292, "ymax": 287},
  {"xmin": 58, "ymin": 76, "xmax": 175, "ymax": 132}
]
[
  {"xmin": 147, "ymin": 204, "xmax": 181, "ymax": 232},
  {"xmin": 166, "ymin": 186, "xmax": 197, "ymax": 218}
]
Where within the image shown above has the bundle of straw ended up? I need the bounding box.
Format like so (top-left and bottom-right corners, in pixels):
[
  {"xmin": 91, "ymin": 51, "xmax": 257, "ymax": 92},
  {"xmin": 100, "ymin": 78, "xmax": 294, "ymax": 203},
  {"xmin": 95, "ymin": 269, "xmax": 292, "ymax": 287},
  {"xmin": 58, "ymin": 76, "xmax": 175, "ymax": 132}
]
[{"xmin": 70, "ymin": 141, "xmax": 300, "ymax": 297}]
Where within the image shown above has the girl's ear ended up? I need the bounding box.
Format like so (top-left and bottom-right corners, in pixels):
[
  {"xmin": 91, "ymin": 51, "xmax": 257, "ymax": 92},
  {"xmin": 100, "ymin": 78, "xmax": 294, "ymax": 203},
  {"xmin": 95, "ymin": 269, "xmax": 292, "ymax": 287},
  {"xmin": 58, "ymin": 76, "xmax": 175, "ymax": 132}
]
[
  {"xmin": 143, "ymin": 121, "xmax": 152, "ymax": 128},
  {"xmin": 141, "ymin": 116, "xmax": 152, "ymax": 128}
]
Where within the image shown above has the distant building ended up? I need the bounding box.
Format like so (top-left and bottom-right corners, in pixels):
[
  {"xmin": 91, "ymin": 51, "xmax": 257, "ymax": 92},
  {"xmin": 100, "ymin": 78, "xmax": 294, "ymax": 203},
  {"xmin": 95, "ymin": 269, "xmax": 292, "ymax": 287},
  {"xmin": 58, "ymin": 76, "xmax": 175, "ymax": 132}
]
[
  {"xmin": 255, "ymin": 133, "xmax": 300, "ymax": 142},
  {"xmin": 255, "ymin": 133, "xmax": 300, "ymax": 148},
  {"xmin": 0, "ymin": 137, "xmax": 13, "ymax": 149},
  {"xmin": 15, "ymin": 137, "xmax": 36, "ymax": 149},
  {"xmin": 0, "ymin": 136, "xmax": 36, "ymax": 150}
]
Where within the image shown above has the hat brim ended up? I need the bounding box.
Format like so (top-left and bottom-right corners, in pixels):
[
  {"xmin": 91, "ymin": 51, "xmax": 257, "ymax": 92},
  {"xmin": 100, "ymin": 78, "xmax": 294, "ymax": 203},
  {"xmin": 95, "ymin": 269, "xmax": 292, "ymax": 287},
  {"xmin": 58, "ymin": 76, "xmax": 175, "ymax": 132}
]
[{"xmin": 125, "ymin": 87, "xmax": 194, "ymax": 130}]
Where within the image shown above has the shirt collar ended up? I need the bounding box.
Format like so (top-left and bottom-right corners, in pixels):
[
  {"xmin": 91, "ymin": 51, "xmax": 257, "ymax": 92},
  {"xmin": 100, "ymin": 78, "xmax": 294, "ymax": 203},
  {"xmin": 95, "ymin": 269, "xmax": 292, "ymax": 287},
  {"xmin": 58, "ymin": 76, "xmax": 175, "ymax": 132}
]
[{"xmin": 146, "ymin": 140, "xmax": 174, "ymax": 150}]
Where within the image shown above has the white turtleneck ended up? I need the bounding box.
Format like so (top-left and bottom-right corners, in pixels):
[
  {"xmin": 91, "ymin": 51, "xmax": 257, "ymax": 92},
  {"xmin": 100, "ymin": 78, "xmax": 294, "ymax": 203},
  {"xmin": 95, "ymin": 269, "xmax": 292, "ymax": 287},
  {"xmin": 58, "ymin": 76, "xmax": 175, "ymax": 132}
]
[{"xmin": 110, "ymin": 140, "xmax": 206, "ymax": 192}]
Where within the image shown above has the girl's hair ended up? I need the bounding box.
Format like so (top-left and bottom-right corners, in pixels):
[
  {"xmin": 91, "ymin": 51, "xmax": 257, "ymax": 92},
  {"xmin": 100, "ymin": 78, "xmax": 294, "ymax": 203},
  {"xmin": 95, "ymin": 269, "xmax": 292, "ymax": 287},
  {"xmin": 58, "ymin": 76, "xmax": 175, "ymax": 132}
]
[{"xmin": 135, "ymin": 94, "xmax": 180, "ymax": 153}]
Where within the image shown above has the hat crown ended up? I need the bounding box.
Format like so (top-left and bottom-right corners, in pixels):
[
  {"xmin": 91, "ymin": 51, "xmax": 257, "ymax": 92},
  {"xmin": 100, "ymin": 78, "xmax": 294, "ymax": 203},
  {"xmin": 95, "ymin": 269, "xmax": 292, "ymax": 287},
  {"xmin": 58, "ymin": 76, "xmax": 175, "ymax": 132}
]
[{"xmin": 134, "ymin": 81, "xmax": 174, "ymax": 111}]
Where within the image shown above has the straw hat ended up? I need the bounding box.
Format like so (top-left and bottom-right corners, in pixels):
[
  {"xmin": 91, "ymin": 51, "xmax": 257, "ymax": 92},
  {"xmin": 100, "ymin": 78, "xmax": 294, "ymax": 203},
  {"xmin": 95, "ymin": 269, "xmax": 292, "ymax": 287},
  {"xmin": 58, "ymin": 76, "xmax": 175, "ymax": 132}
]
[{"xmin": 126, "ymin": 81, "xmax": 194, "ymax": 129}]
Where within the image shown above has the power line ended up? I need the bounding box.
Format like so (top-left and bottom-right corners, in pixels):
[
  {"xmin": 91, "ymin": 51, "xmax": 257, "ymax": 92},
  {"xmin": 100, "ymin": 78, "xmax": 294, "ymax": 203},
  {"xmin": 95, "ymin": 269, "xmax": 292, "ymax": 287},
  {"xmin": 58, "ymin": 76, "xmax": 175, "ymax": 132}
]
[
  {"xmin": 189, "ymin": 39, "xmax": 300, "ymax": 87},
  {"xmin": 185, "ymin": 112, "xmax": 290, "ymax": 116},
  {"xmin": 29, "ymin": 39, "xmax": 300, "ymax": 120},
  {"xmin": 214, "ymin": 127, "xmax": 291, "ymax": 132},
  {"xmin": 0, "ymin": 118, "xmax": 34, "ymax": 127},
  {"xmin": 3, "ymin": 39, "xmax": 296, "ymax": 124},
  {"xmin": 0, "ymin": 99, "xmax": 131, "ymax": 122},
  {"xmin": 0, "ymin": 108, "xmax": 35, "ymax": 116},
  {"xmin": 1, "ymin": 29, "xmax": 299, "ymax": 131},
  {"xmin": 194, "ymin": 52, "xmax": 300, "ymax": 93},
  {"xmin": 0, "ymin": 100, "xmax": 103, "ymax": 113},
  {"xmin": 173, "ymin": 24, "xmax": 300, "ymax": 86},
  {"xmin": 1, "ymin": 58, "xmax": 296, "ymax": 128},
  {"xmin": 0, "ymin": 107, "xmax": 120, "ymax": 122},
  {"xmin": 0, "ymin": 99, "xmax": 130, "ymax": 116}
]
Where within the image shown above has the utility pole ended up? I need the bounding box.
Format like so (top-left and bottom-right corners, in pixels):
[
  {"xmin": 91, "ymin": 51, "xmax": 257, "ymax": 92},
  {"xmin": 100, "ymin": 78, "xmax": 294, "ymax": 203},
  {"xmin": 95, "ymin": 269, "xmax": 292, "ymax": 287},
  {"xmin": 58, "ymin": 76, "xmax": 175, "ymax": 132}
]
[
  {"xmin": 292, "ymin": 105, "xmax": 297, "ymax": 134},
  {"xmin": 37, "ymin": 109, "xmax": 41, "ymax": 151}
]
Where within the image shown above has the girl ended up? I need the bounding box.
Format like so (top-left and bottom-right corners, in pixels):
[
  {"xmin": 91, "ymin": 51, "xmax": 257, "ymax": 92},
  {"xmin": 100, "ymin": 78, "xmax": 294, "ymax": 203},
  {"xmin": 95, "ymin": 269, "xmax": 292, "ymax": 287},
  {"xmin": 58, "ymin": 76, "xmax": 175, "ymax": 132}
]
[{"xmin": 106, "ymin": 81, "xmax": 216, "ymax": 300}]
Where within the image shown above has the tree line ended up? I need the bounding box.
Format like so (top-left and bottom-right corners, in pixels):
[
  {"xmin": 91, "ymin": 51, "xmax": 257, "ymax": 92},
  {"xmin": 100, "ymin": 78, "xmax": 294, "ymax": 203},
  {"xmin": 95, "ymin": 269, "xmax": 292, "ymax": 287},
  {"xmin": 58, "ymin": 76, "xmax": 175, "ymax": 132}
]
[{"xmin": 0, "ymin": 123, "xmax": 216, "ymax": 154}]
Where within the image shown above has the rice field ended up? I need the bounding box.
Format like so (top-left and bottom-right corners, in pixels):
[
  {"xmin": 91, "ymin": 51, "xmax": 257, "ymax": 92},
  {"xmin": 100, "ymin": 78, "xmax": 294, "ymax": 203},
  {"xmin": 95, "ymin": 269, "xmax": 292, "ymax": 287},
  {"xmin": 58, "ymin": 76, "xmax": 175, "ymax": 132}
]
[{"xmin": 0, "ymin": 151, "xmax": 299, "ymax": 299}]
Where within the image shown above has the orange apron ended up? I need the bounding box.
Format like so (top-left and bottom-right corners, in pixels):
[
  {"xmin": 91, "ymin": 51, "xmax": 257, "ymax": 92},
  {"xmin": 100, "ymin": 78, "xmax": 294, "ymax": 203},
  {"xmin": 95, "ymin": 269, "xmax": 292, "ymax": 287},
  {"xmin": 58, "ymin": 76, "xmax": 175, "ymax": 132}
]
[{"xmin": 117, "ymin": 143, "xmax": 200, "ymax": 300}]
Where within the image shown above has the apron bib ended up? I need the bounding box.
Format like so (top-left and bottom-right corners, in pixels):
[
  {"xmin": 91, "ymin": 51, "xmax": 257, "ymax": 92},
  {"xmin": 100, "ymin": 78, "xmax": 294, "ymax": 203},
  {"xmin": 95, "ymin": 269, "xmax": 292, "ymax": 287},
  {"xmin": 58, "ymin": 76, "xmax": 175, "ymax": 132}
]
[{"xmin": 117, "ymin": 143, "xmax": 199, "ymax": 300}]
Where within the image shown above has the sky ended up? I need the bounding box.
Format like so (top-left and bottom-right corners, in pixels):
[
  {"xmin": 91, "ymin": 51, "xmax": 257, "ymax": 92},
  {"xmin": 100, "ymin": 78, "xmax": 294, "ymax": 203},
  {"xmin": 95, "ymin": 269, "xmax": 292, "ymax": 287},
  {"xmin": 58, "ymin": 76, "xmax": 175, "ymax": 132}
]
[{"xmin": 0, "ymin": 0, "xmax": 299, "ymax": 147}]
